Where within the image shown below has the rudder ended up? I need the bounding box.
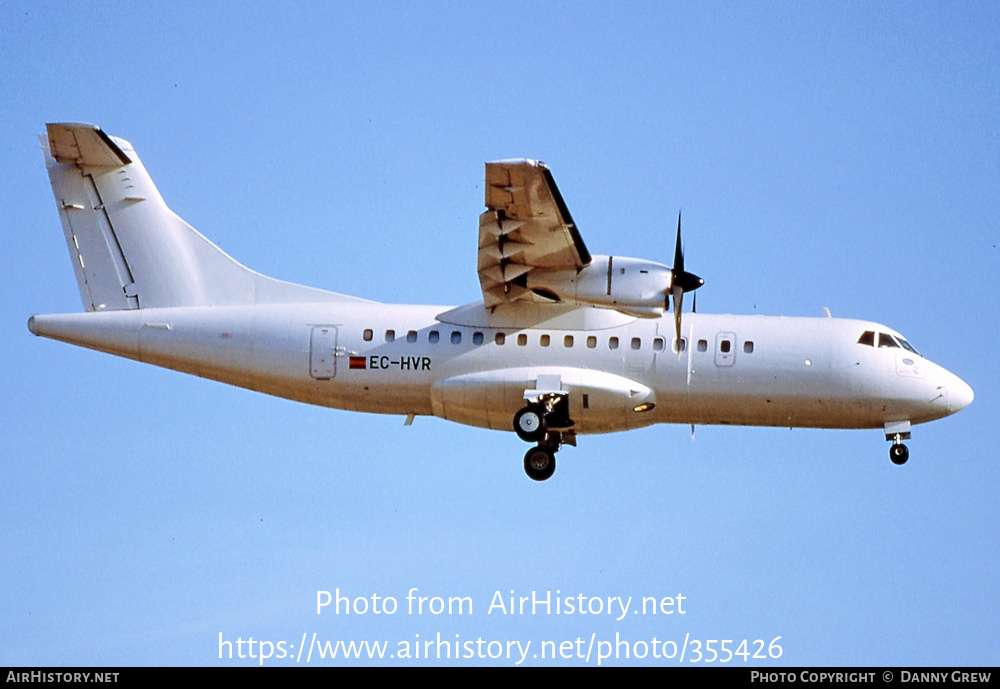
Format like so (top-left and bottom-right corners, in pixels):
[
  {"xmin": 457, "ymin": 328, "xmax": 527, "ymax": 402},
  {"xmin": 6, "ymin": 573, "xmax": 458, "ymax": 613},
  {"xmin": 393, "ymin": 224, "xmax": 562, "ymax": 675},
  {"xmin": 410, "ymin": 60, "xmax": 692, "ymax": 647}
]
[{"xmin": 44, "ymin": 124, "xmax": 143, "ymax": 310}]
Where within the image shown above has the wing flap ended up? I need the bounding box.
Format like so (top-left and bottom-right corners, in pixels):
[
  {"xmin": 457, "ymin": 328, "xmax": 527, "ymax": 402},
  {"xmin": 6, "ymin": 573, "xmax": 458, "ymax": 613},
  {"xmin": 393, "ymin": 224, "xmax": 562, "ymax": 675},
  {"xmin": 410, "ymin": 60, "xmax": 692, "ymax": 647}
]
[{"xmin": 478, "ymin": 160, "xmax": 591, "ymax": 308}]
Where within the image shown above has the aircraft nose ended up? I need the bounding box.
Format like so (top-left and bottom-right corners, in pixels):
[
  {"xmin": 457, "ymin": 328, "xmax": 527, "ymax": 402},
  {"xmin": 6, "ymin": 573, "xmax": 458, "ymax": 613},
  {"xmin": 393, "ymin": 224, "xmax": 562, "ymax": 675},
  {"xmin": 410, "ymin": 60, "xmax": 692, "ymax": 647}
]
[{"xmin": 948, "ymin": 374, "xmax": 974, "ymax": 413}]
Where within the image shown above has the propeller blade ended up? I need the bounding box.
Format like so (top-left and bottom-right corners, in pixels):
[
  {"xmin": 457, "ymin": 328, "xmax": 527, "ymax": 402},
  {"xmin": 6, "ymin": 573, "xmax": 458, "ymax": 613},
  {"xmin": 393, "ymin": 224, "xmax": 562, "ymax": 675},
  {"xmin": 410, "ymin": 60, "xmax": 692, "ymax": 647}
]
[
  {"xmin": 670, "ymin": 285, "xmax": 684, "ymax": 338},
  {"xmin": 671, "ymin": 210, "xmax": 703, "ymax": 293},
  {"xmin": 671, "ymin": 212, "xmax": 699, "ymax": 356},
  {"xmin": 672, "ymin": 284, "xmax": 683, "ymax": 356},
  {"xmin": 666, "ymin": 211, "xmax": 704, "ymax": 357},
  {"xmin": 674, "ymin": 212, "xmax": 684, "ymax": 275}
]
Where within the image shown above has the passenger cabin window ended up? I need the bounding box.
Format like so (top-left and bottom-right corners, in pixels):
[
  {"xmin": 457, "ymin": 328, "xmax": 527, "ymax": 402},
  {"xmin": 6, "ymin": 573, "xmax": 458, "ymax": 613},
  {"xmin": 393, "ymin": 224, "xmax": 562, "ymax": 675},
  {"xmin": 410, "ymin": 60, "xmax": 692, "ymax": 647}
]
[
  {"xmin": 653, "ymin": 337, "xmax": 664, "ymax": 352},
  {"xmin": 385, "ymin": 329, "xmax": 395, "ymax": 342},
  {"xmin": 564, "ymin": 335, "xmax": 574, "ymax": 348},
  {"xmin": 672, "ymin": 338, "xmax": 687, "ymax": 353},
  {"xmin": 495, "ymin": 332, "xmax": 506, "ymax": 345},
  {"xmin": 363, "ymin": 329, "xmax": 373, "ymax": 342},
  {"xmin": 429, "ymin": 330, "xmax": 440, "ymax": 343},
  {"xmin": 609, "ymin": 337, "xmax": 619, "ymax": 350},
  {"xmin": 631, "ymin": 337, "xmax": 642, "ymax": 350},
  {"xmin": 697, "ymin": 339, "xmax": 708, "ymax": 352},
  {"xmin": 858, "ymin": 331, "xmax": 875, "ymax": 347},
  {"xmin": 406, "ymin": 330, "xmax": 418, "ymax": 343},
  {"xmin": 451, "ymin": 331, "xmax": 462, "ymax": 344},
  {"xmin": 473, "ymin": 332, "xmax": 484, "ymax": 345},
  {"xmin": 720, "ymin": 340, "xmax": 732, "ymax": 353},
  {"xmin": 587, "ymin": 336, "xmax": 597, "ymax": 349},
  {"xmin": 517, "ymin": 334, "xmax": 527, "ymax": 346},
  {"xmin": 540, "ymin": 334, "xmax": 550, "ymax": 347},
  {"xmin": 744, "ymin": 341, "xmax": 754, "ymax": 354}
]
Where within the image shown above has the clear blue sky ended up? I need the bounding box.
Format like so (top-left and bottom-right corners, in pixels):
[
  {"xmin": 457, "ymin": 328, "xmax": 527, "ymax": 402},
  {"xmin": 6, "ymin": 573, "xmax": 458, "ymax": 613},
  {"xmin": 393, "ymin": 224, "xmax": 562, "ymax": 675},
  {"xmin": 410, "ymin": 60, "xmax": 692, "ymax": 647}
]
[{"xmin": 2, "ymin": 1, "xmax": 997, "ymax": 666}]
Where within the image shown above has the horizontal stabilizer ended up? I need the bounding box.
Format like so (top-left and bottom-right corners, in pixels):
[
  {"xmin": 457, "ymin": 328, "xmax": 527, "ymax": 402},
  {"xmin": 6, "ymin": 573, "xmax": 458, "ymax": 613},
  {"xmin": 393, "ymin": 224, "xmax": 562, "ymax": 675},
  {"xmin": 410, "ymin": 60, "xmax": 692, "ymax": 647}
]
[{"xmin": 47, "ymin": 123, "xmax": 132, "ymax": 167}]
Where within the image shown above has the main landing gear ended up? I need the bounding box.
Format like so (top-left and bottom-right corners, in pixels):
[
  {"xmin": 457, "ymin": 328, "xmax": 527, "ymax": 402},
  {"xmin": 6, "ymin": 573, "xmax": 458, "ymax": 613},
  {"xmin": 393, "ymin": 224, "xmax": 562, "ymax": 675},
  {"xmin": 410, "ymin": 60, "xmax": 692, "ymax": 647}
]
[
  {"xmin": 513, "ymin": 404, "xmax": 547, "ymax": 443},
  {"xmin": 885, "ymin": 420, "xmax": 911, "ymax": 466},
  {"xmin": 524, "ymin": 443, "xmax": 557, "ymax": 482},
  {"xmin": 514, "ymin": 394, "xmax": 574, "ymax": 481}
]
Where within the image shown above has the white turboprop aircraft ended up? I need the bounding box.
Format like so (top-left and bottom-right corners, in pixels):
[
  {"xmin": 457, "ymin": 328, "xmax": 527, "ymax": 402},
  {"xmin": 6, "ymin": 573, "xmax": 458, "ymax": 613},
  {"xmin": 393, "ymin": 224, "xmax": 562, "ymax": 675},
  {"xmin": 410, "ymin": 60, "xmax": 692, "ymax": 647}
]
[{"xmin": 30, "ymin": 123, "xmax": 973, "ymax": 480}]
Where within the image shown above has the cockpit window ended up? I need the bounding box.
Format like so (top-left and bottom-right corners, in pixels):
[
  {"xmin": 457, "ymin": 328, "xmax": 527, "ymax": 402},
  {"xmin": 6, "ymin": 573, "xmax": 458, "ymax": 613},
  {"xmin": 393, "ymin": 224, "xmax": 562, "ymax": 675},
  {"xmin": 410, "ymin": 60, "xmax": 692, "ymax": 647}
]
[
  {"xmin": 860, "ymin": 329, "xmax": 920, "ymax": 355},
  {"xmin": 897, "ymin": 336, "xmax": 920, "ymax": 356},
  {"xmin": 878, "ymin": 332, "xmax": 900, "ymax": 348}
]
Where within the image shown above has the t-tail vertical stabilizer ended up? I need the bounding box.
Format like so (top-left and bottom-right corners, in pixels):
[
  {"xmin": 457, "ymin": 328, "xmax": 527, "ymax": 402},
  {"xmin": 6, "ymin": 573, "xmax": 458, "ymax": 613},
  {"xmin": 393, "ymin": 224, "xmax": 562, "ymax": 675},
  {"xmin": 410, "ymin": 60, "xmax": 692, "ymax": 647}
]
[{"xmin": 40, "ymin": 122, "xmax": 368, "ymax": 311}]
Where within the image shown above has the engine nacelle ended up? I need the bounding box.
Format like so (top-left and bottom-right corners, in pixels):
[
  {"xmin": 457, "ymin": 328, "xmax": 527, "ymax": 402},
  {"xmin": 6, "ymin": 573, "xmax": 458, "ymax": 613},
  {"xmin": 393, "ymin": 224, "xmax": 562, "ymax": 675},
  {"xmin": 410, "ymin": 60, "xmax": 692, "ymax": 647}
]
[{"xmin": 526, "ymin": 255, "xmax": 672, "ymax": 318}]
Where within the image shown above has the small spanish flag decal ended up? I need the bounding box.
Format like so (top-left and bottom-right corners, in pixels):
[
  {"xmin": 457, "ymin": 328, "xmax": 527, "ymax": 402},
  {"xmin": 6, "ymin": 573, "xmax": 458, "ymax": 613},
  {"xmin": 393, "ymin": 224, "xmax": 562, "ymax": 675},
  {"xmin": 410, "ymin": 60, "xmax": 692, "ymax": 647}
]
[{"xmin": 349, "ymin": 356, "xmax": 366, "ymax": 370}]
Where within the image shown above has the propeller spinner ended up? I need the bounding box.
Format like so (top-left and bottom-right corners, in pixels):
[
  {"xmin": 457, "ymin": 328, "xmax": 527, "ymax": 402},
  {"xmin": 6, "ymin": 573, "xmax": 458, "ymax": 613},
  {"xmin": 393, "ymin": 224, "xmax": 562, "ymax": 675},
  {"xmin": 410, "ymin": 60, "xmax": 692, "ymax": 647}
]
[{"xmin": 669, "ymin": 212, "xmax": 704, "ymax": 353}]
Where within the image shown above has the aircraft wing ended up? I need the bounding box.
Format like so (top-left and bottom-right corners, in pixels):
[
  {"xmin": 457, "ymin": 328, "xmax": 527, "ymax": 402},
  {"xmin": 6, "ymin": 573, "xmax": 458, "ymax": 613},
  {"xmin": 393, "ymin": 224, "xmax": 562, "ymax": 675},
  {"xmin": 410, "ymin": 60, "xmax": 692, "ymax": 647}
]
[{"xmin": 478, "ymin": 160, "xmax": 592, "ymax": 308}]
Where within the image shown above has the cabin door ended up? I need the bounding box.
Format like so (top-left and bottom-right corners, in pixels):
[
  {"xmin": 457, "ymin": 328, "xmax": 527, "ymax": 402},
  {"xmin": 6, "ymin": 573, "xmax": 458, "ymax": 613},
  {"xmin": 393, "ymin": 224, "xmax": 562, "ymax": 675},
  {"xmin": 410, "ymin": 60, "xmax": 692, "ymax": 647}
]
[{"xmin": 310, "ymin": 326, "xmax": 339, "ymax": 379}]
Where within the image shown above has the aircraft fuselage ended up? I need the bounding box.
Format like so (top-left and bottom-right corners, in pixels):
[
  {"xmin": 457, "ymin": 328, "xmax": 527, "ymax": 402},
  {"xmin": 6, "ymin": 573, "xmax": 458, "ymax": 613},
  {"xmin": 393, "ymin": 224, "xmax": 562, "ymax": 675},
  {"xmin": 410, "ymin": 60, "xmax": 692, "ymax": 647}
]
[{"xmin": 29, "ymin": 302, "xmax": 970, "ymax": 436}]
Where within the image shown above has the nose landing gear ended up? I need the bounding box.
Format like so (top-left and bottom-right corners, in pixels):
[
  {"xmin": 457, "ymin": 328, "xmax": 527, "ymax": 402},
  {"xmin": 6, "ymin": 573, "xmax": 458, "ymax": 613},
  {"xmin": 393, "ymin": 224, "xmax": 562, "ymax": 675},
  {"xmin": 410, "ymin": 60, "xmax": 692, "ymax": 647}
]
[{"xmin": 885, "ymin": 420, "xmax": 911, "ymax": 466}]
